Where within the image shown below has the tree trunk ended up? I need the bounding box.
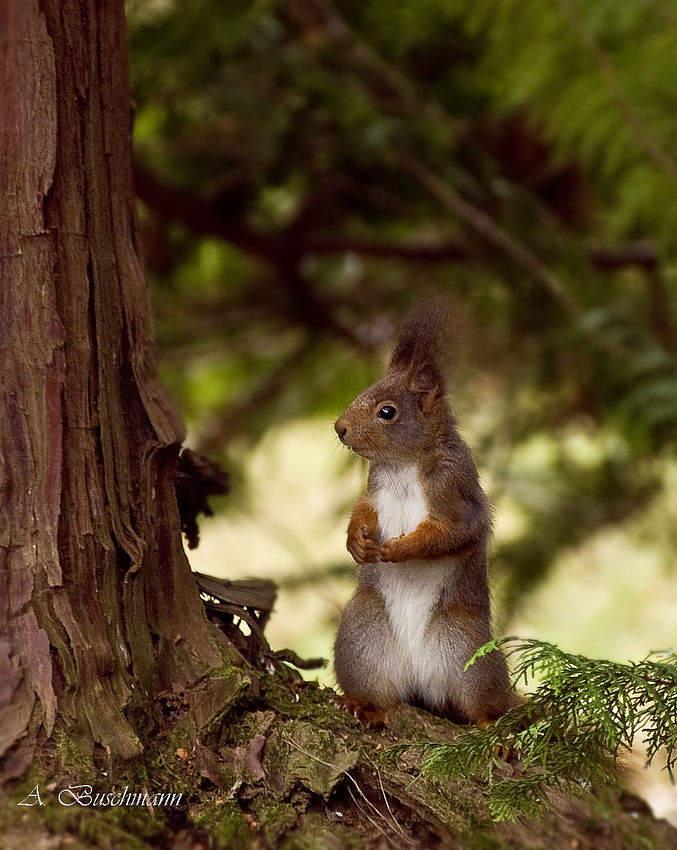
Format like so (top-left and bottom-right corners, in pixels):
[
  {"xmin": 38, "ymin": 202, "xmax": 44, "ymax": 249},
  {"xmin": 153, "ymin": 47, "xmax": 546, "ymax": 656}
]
[{"xmin": 0, "ymin": 0, "xmax": 246, "ymax": 780}]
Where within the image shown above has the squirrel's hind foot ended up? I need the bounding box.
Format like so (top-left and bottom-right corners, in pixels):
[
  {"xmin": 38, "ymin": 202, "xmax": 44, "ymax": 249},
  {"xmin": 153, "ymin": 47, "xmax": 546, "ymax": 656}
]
[{"xmin": 333, "ymin": 696, "xmax": 387, "ymax": 729}]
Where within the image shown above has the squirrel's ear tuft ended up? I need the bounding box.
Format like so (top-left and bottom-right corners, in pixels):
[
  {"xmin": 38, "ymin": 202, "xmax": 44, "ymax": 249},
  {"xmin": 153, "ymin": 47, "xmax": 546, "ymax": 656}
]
[
  {"xmin": 386, "ymin": 298, "xmax": 452, "ymax": 402},
  {"xmin": 408, "ymin": 363, "xmax": 445, "ymax": 399}
]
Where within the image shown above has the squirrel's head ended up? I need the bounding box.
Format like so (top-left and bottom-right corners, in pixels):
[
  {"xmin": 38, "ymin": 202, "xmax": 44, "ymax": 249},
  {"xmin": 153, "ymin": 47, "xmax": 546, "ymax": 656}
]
[{"xmin": 335, "ymin": 301, "xmax": 453, "ymax": 463}]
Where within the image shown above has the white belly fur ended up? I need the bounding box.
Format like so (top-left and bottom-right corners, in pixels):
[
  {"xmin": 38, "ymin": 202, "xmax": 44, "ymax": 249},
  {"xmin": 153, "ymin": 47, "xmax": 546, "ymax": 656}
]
[
  {"xmin": 373, "ymin": 464, "xmax": 428, "ymax": 541},
  {"xmin": 372, "ymin": 465, "xmax": 452, "ymax": 708}
]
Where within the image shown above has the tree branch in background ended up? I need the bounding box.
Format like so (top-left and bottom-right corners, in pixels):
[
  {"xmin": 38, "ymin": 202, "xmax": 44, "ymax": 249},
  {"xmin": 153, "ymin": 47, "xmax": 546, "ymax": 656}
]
[
  {"xmin": 287, "ymin": 172, "xmax": 412, "ymax": 232},
  {"xmin": 646, "ymin": 267, "xmax": 674, "ymax": 351},
  {"xmin": 137, "ymin": 160, "xmax": 671, "ymax": 344},
  {"xmin": 588, "ymin": 243, "xmax": 658, "ymax": 271},
  {"xmin": 399, "ymin": 154, "xmax": 583, "ymax": 321},
  {"xmin": 133, "ymin": 162, "xmax": 277, "ymax": 262},
  {"xmin": 134, "ymin": 163, "xmax": 361, "ymax": 347},
  {"xmin": 306, "ymin": 234, "xmax": 471, "ymax": 262}
]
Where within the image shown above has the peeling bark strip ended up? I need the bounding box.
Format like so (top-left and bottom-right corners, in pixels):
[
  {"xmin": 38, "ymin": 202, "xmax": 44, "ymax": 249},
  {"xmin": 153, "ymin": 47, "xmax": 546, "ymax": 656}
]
[
  {"xmin": 0, "ymin": 0, "xmax": 62, "ymax": 778},
  {"xmin": 1, "ymin": 0, "xmax": 243, "ymax": 778}
]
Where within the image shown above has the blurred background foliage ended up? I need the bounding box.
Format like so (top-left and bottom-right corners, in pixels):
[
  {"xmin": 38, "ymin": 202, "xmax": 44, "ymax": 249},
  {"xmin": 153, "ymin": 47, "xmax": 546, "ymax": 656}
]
[{"xmin": 125, "ymin": 0, "xmax": 677, "ymax": 687}]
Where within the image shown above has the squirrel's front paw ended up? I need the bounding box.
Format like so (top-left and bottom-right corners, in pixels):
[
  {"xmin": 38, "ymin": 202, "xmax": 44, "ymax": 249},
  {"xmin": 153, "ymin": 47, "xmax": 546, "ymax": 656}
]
[
  {"xmin": 347, "ymin": 526, "xmax": 379, "ymax": 564},
  {"xmin": 379, "ymin": 536, "xmax": 406, "ymax": 562}
]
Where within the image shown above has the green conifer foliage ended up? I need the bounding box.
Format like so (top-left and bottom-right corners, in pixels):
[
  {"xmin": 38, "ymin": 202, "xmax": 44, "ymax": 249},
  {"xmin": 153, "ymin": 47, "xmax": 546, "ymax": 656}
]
[{"xmin": 396, "ymin": 639, "xmax": 677, "ymax": 821}]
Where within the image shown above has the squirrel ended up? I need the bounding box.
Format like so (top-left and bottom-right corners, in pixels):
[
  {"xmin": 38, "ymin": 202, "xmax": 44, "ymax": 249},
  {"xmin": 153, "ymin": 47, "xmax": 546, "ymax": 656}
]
[{"xmin": 333, "ymin": 301, "xmax": 515, "ymax": 727}]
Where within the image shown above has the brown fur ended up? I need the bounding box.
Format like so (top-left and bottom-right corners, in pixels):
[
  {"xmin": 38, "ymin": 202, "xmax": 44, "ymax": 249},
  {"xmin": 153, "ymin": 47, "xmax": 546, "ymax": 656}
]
[
  {"xmin": 333, "ymin": 301, "xmax": 516, "ymax": 726},
  {"xmin": 346, "ymin": 495, "xmax": 379, "ymax": 564}
]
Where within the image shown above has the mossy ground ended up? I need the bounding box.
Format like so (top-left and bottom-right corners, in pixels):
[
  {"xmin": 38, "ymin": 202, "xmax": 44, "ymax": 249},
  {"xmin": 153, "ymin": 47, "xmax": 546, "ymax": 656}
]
[{"xmin": 2, "ymin": 673, "xmax": 677, "ymax": 849}]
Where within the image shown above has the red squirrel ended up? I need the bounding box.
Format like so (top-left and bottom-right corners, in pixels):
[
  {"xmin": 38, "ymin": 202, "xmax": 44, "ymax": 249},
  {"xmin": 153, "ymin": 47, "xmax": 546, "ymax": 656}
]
[{"xmin": 333, "ymin": 302, "xmax": 515, "ymax": 727}]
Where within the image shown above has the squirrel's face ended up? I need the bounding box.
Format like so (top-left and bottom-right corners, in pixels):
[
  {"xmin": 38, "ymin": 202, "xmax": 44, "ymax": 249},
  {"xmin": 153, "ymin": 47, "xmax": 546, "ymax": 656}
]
[{"xmin": 334, "ymin": 379, "xmax": 428, "ymax": 463}]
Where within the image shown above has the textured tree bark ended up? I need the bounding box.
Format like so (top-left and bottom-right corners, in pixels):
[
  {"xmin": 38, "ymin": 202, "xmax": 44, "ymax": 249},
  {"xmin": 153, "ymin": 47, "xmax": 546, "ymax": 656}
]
[{"xmin": 0, "ymin": 0, "xmax": 240, "ymax": 780}]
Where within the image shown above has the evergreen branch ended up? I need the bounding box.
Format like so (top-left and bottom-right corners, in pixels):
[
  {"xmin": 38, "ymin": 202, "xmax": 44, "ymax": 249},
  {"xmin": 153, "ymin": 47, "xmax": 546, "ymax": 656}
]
[
  {"xmin": 557, "ymin": 0, "xmax": 677, "ymax": 186},
  {"xmin": 308, "ymin": 0, "xmax": 463, "ymax": 135},
  {"xmin": 397, "ymin": 639, "xmax": 677, "ymax": 822}
]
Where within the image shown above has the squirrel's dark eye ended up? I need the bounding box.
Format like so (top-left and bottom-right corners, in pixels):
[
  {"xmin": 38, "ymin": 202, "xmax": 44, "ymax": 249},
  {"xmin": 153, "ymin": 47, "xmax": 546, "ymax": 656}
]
[{"xmin": 378, "ymin": 405, "xmax": 397, "ymax": 421}]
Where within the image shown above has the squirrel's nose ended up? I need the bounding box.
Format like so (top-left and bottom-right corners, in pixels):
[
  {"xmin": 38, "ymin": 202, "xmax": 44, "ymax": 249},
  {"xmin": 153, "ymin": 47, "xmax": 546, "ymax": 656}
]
[{"xmin": 335, "ymin": 421, "xmax": 348, "ymax": 442}]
